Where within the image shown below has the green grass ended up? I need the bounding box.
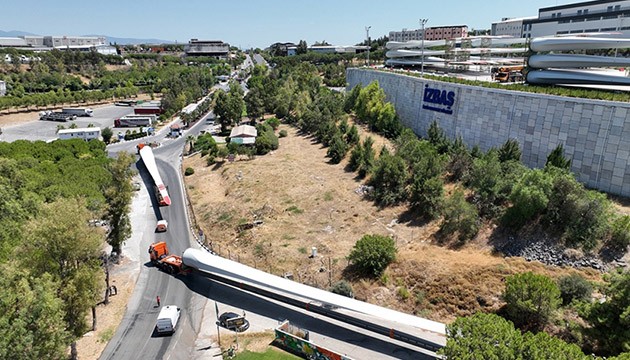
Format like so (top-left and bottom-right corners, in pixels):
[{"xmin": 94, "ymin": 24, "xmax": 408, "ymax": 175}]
[
  {"xmin": 323, "ymin": 191, "xmax": 334, "ymax": 201},
  {"xmin": 286, "ymin": 205, "xmax": 304, "ymax": 214},
  {"xmin": 217, "ymin": 212, "xmax": 233, "ymax": 223},
  {"xmin": 98, "ymin": 327, "xmax": 115, "ymax": 343},
  {"xmin": 233, "ymin": 348, "xmax": 300, "ymax": 360}
]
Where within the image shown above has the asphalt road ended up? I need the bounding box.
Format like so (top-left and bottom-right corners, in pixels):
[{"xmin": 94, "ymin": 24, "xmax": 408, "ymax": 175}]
[
  {"xmin": 0, "ymin": 105, "xmax": 134, "ymax": 143},
  {"xmin": 100, "ymin": 108, "xmax": 212, "ymax": 360}
]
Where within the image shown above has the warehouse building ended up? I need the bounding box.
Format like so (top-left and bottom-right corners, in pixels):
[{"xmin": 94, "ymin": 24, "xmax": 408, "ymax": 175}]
[
  {"xmin": 526, "ymin": 0, "xmax": 630, "ymax": 38},
  {"xmin": 184, "ymin": 39, "xmax": 230, "ymax": 58}
]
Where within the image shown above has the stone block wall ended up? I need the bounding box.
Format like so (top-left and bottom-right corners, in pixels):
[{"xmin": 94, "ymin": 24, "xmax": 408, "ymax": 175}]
[{"xmin": 347, "ymin": 68, "xmax": 630, "ymax": 197}]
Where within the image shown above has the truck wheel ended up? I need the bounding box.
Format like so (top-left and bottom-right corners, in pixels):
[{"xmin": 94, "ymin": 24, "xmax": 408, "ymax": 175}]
[{"xmin": 166, "ymin": 265, "xmax": 173, "ymax": 274}]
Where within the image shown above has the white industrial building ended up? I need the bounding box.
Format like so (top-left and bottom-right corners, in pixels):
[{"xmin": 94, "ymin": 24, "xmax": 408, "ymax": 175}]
[
  {"xmin": 58, "ymin": 127, "xmax": 101, "ymax": 141},
  {"xmin": 308, "ymin": 45, "xmax": 368, "ymax": 54},
  {"xmin": 184, "ymin": 39, "xmax": 230, "ymax": 58},
  {"xmin": 522, "ymin": 0, "xmax": 630, "ymax": 38},
  {"xmin": 0, "ymin": 35, "xmax": 110, "ymax": 52},
  {"xmin": 491, "ymin": 17, "xmax": 537, "ymax": 37}
]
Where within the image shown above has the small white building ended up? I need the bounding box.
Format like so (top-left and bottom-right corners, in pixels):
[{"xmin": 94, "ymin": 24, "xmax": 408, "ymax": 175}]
[
  {"xmin": 229, "ymin": 125, "xmax": 257, "ymax": 145},
  {"xmin": 491, "ymin": 17, "xmax": 537, "ymax": 37},
  {"xmin": 0, "ymin": 80, "xmax": 6, "ymax": 96},
  {"xmin": 58, "ymin": 127, "xmax": 101, "ymax": 141}
]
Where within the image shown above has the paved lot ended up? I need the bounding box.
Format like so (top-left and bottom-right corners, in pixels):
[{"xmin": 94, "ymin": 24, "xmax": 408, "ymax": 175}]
[{"xmin": 0, "ymin": 105, "xmax": 134, "ymax": 142}]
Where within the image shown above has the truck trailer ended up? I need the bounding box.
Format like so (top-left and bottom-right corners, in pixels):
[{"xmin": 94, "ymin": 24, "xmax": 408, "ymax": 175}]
[
  {"xmin": 39, "ymin": 111, "xmax": 76, "ymax": 122},
  {"xmin": 148, "ymin": 242, "xmax": 187, "ymax": 274},
  {"xmin": 133, "ymin": 105, "xmax": 162, "ymax": 115},
  {"xmin": 114, "ymin": 115, "xmax": 155, "ymax": 127},
  {"xmin": 58, "ymin": 127, "xmax": 101, "ymax": 141},
  {"xmin": 62, "ymin": 108, "xmax": 93, "ymax": 117}
]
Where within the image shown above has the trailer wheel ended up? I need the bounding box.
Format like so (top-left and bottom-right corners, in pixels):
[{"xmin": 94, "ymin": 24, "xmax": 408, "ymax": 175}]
[{"xmin": 165, "ymin": 265, "xmax": 173, "ymax": 274}]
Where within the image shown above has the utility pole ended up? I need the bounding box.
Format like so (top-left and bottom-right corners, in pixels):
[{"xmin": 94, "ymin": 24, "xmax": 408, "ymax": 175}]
[
  {"xmin": 420, "ymin": 18, "xmax": 428, "ymax": 76},
  {"xmin": 365, "ymin": 26, "xmax": 372, "ymax": 67}
]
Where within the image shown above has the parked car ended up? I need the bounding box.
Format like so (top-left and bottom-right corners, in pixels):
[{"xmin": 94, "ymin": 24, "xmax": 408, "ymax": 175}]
[{"xmin": 218, "ymin": 312, "xmax": 249, "ymax": 332}]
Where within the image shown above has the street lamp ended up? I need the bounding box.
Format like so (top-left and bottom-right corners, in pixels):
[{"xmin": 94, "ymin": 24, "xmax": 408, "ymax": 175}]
[
  {"xmin": 365, "ymin": 26, "xmax": 372, "ymax": 67},
  {"xmin": 420, "ymin": 18, "xmax": 428, "ymax": 76}
]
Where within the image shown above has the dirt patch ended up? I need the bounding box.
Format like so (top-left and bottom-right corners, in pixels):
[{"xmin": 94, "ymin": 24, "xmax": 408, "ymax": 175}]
[
  {"xmin": 75, "ymin": 258, "xmax": 139, "ymax": 359},
  {"xmin": 184, "ymin": 122, "xmax": 603, "ymax": 324}
]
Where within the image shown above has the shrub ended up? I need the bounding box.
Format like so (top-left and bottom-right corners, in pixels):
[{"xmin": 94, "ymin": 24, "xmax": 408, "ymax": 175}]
[
  {"xmin": 101, "ymin": 127, "xmax": 113, "ymax": 144},
  {"xmin": 368, "ymin": 153, "xmax": 408, "ymax": 206},
  {"xmin": 279, "ymin": 129, "xmax": 287, "ymax": 138},
  {"xmin": 558, "ymin": 273, "xmax": 592, "ymax": 305},
  {"xmin": 546, "ymin": 143, "xmax": 572, "ymax": 170},
  {"xmin": 330, "ymin": 280, "xmax": 353, "ymax": 298},
  {"xmin": 498, "ymin": 138, "xmax": 522, "ymax": 163},
  {"xmin": 255, "ymin": 129, "xmax": 279, "ymax": 155},
  {"xmin": 410, "ymin": 176, "xmax": 444, "ymax": 220},
  {"xmin": 265, "ymin": 117, "xmax": 280, "ymax": 130},
  {"xmin": 326, "ymin": 132, "xmax": 348, "ymax": 164},
  {"xmin": 503, "ymin": 169, "xmax": 554, "ymax": 228},
  {"xmin": 345, "ymin": 124, "xmax": 360, "ymax": 145},
  {"xmin": 440, "ymin": 190, "xmax": 480, "ymax": 242},
  {"xmin": 608, "ymin": 214, "xmax": 630, "ymax": 250},
  {"xmin": 503, "ymin": 272, "xmax": 561, "ymax": 331},
  {"xmin": 194, "ymin": 133, "xmax": 218, "ymax": 155},
  {"xmin": 348, "ymin": 234, "xmax": 397, "ymax": 277},
  {"xmin": 581, "ymin": 270, "xmax": 630, "ymax": 356},
  {"xmin": 184, "ymin": 167, "xmax": 195, "ymax": 176}
]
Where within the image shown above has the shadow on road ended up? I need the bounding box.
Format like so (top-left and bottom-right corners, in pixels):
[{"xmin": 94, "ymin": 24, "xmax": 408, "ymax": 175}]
[{"xmin": 178, "ymin": 273, "xmax": 435, "ymax": 360}]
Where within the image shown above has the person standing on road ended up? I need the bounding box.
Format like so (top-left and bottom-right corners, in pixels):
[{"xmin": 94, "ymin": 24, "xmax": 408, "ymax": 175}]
[{"xmin": 156, "ymin": 296, "xmax": 160, "ymax": 307}]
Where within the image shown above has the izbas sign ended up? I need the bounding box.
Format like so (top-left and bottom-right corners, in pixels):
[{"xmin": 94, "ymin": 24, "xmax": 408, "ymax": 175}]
[{"xmin": 422, "ymin": 84, "xmax": 456, "ymax": 115}]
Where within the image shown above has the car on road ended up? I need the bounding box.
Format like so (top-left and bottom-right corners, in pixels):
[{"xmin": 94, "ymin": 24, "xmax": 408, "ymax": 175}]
[{"xmin": 218, "ymin": 312, "xmax": 249, "ymax": 332}]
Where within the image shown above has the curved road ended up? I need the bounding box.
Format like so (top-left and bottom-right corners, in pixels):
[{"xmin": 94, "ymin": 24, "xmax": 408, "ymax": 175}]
[{"xmin": 100, "ymin": 114, "xmax": 210, "ymax": 360}]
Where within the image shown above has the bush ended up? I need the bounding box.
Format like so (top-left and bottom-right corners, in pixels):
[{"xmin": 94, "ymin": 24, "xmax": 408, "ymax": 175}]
[
  {"xmin": 558, "ymin": 273, "xmax": 592, "ymax": 306},
  {"xmin": 503, "ymin": 272, "xmax": 561, "ymax": 331},
  {"xmin": 503, "ymin": 169, "xmax": 554, "ymax": 228},
  {"xmin": 194, "ymin": 133, "xmax": 218, "ymax": 155},
  {"xmin": 410, "ymin": 176, "xmax": 444, "ymax": 219},
  {"xmin": 440, "ymin": 190, "xmax": 480, "ymax": 242},
  {"xmin": 255, "ymin": 128, "xmax": 279, "ymax": 155},
  {"xmin": 265, "ymin": 117, "xmax": 280, "ymax": 130},
  {"xmin": 279, "ymin": 129, "xmax": 287, "ymax": 138},
  {"xmin": 498, "ymin": 138, "xmax": 522, "ymax": 163},
  {"xmin": 330, "ymin": 280, "xmax": 353, "ymax": 298},
  {"xmin": 608, "ymin": 214, "xmax": 630, "ymax": 250},
  {"xmin": 348, "ymin": 234, "xmax": 397, "ymax": 277},
  {"xmin": 101, "ymin": 127, "xmax": 113, "ymax": 144},
  {"xmin": 368, "ymin": 153, "xmax": 408, "ymax": 206},
  {"xmin": 326, "ymin": 132, "xmax": 348, "ymax": 164},
  {"xmin": 124, "ymin": 131, "xmax": 148, "ymax": 141},
  {"xmin": 184, "ymin": 167, "xmax": 195, "ymax": 176},
  {"xmin": 546, "ymin": 143, "xmax": 572, "ymax": 170}
]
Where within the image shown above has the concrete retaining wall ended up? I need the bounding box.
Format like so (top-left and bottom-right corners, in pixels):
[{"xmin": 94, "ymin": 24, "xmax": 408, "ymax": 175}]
[{"xmin": 346, "ymin": 68, "xmax": 630, "ymax": 197}]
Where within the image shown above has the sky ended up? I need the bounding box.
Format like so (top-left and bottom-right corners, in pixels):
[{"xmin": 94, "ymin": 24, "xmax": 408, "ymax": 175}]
[{"xmin": 2, "ymin": 0, "xmax": 569, "ymax": 48}]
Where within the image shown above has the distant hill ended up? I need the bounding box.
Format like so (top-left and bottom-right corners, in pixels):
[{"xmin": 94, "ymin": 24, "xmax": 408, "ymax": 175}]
[
  {"xmin": 86, "ymin": 35, "xmax": 176, "ymax": 45},
  {"xmin": 0, "ymin": 30, "xmax": 37, "ymax": 37},
  {"xmin": 0, "ymin": 29, "xmax": 175, "ymax": 45}
]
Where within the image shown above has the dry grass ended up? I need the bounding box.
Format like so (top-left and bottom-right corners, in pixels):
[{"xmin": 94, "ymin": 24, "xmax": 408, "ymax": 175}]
[
  {"xmin": 184, "ymin": 122, "xmax": 603, "ymax": 324},
  {"xmin": 74, "ymin": 258, "xmax": 139, "ymax": 359}
]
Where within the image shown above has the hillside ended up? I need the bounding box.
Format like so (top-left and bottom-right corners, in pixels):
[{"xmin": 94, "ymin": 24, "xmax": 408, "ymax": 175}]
[{"xmin": 183, "ymin": 122, "xmax": 601, "ymax": 323}]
